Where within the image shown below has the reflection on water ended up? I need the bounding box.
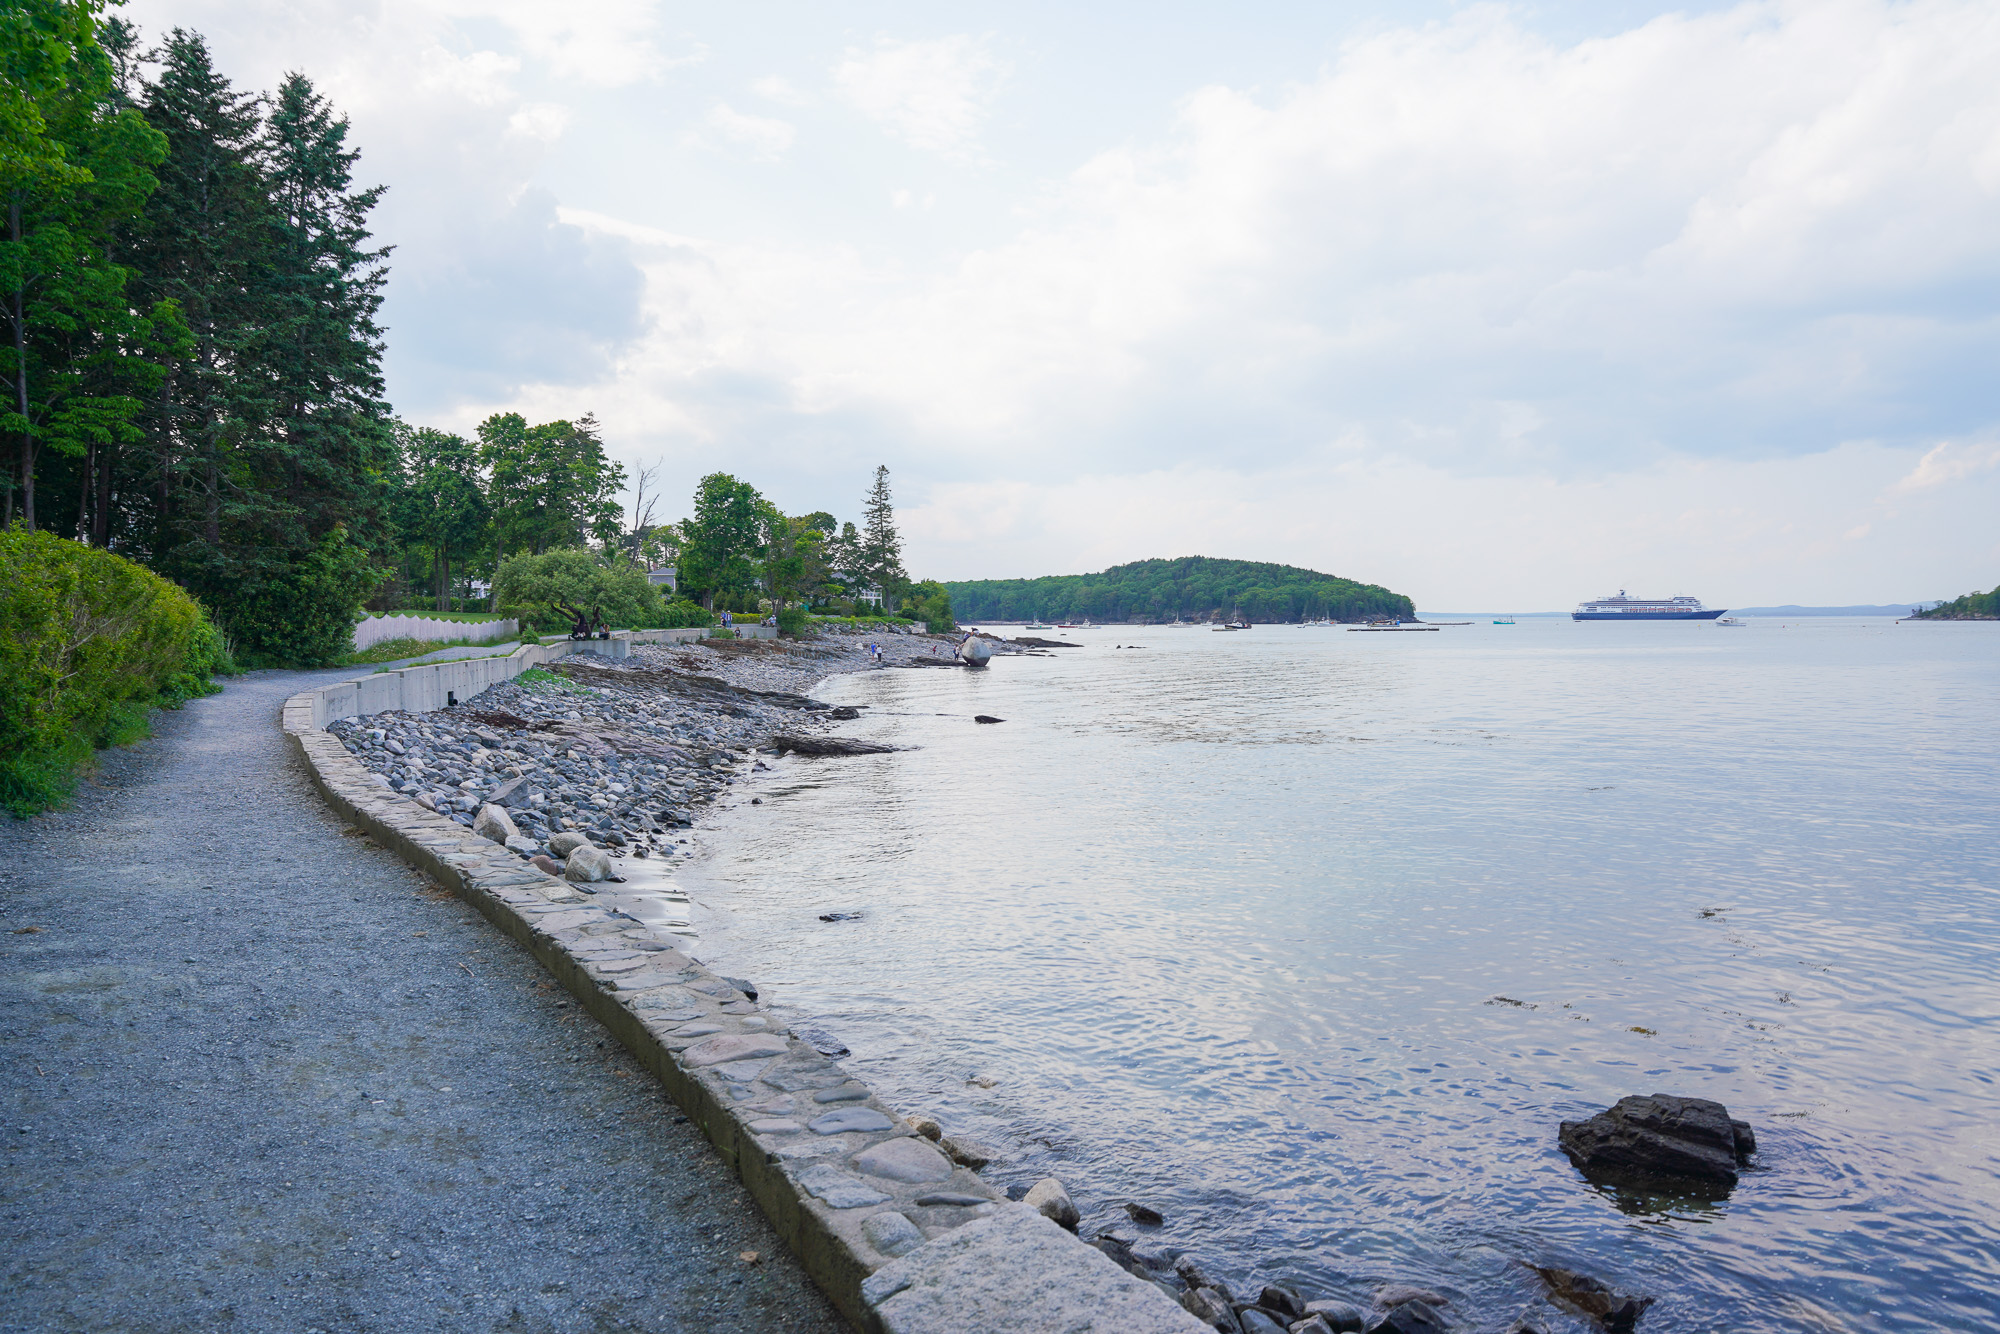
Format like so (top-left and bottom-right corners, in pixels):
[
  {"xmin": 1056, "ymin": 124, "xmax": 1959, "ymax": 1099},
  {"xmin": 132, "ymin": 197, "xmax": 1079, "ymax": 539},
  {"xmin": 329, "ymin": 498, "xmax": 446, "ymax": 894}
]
[{"xmin": 676, "ymin": 619, "xmax": 2000, "ymax": 1331}]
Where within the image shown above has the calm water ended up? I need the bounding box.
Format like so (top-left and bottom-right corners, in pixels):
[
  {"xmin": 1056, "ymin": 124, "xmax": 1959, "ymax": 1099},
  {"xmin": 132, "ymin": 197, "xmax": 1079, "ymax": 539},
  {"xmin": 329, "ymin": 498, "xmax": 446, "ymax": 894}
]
[{"xmin": 665, "ymin": 618, "xmax": 1999, "ymax": 1331}]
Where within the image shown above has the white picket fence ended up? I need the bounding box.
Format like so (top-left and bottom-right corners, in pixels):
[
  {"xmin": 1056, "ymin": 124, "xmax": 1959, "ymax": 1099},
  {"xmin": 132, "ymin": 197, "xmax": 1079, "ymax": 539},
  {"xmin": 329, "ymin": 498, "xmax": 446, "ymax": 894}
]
[{"xmin": 352, "ymin": 613, "xmax": 518, "ymax": 653}]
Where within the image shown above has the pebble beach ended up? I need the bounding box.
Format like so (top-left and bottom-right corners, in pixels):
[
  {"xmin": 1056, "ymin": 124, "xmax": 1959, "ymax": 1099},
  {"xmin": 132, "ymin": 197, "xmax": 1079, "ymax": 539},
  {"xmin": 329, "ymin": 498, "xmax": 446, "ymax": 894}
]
[{"xmin": 326, "ymin": 628, "xmax": 1022, "ymax": 876}]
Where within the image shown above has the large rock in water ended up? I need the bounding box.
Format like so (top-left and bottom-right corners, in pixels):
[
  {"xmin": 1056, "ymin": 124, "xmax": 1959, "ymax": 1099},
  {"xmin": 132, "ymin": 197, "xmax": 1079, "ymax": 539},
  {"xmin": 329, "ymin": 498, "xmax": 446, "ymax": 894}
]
[
  {"xmin": 1023, "ymin": 1177, "xmax": 1079, "ymax": 1231},
  {"xmin": 771, "ymin": 733, "xmax": 899, "ymax": 757},
  {"xmin": 1559, "ymin": 1094, "xmax": 1756, "ymax": 1191},
  {"xmin": 1528, "ymin": 1266, "xmax": 1653, "ymax": 1334}
]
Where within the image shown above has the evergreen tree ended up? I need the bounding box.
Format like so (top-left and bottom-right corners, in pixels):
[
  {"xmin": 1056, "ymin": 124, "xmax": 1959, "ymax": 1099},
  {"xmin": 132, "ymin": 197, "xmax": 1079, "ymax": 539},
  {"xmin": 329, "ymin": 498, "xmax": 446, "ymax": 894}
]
[
  {"xmin": 859, "ymin": 463, "xmax": 906, "ymax": 609},
  {"xmin": 127, "ymin": 28, "xmax": 273, "ymax": 577},
  {"xmin": 115, "ymin": 32, "xmax": 391, "ymax": 663},
  {"xmin": 259, "ymin": 70, "xmax": 392, "ymax": 553}
]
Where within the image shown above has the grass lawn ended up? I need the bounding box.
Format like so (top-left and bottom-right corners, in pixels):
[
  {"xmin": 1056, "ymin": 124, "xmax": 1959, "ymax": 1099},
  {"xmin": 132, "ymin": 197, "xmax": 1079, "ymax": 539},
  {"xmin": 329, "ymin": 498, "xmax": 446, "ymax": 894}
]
[{"xmin": 341, "ymin": 635, "xmax": 528, "ymax": 667}]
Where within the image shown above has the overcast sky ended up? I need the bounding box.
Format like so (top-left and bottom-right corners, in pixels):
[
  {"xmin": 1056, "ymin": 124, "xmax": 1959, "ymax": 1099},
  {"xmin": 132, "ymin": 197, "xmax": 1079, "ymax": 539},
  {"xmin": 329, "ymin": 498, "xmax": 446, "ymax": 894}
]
[{"xmin": 126, "ymin": 0, "xmax": 2000, "ymax": 608}]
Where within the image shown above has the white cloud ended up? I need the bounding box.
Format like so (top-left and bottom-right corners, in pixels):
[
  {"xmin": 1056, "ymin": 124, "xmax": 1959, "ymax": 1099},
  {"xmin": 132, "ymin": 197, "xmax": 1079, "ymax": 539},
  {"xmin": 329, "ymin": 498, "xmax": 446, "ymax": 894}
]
[
  {"xmin": 750, "ymin": 75, "xmax": 807, "ymax": 106},
  {"xmin": 833, "ymin": 34, "xmax": 1005, "ymax": 157},
  {"xmin": 433, "ymin": 0, "xmax": 696, "ymax": 85},
  {"xmin": 507, "ymin": 102, "xmax": 571, "ymax": 142},
  {"xmin": 1895, "ymin": 439, "xmax": 2000, "ymax": 490},
  {"xmin": 687, "ymin": 103, "xmax": 796, "ymax": 160}
]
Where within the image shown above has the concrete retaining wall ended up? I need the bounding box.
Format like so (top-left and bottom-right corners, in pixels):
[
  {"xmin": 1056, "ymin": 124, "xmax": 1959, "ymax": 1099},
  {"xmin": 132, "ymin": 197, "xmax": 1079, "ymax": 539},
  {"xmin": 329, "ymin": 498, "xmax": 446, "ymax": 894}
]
[
  {"xmin": 316, "ymin": 628, "xmax": 715, "ymax": 728},
  {"xmin": 353, "ymin": 613, "xmax": 518, "ymax": 651},
  {"xmin": 283, "ymin": 654, "xmax": 1204, "ymax": 1334}
]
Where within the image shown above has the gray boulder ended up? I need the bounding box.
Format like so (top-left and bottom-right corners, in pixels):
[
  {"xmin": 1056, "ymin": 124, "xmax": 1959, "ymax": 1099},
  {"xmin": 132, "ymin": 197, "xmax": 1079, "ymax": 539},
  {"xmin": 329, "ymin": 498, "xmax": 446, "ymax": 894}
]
[
  {"xmin": 940, "ymin": 1135, "xmax": 994, "ymax": 1169},
  {"xmin": 1305, "ymin": 1301, "xmax": 1367, "ymax": 1332},
  {"xmin": 564, "ymin": 843, "xmax": 615, "ymax": 882},
  {"xmin": 548, "ymin": 830, "xmax": 592, "ymax": 857},
  {"xmin": 1369, "ymin": 1301, "xmax": 1451, "ymax": 1334},
  {"xmin": 1180, "ymin": 1287, "xmax": 1236, "ymax": 1330},
  {"xmin": 503, "ymin": 834, "xmax": 540, "ymax": 858},
  {"xmin": 1262, "ymin": 1286, "xmax": 1306, "ymax": 1320},
  {"xmin": 472, "ymin": 803, "xmax": 518, "ymax": 845},
  {"xmin": 1558, "ymin": 1093, "xmax": 1755, "ymax": 1192},
  {"xmin": 1022, "ymin": 1177, "xmax": 1079, "ymax": 1231},
  {"xmin": 488, "ymin": 775, "xmax": 532, "ymax": 807}
]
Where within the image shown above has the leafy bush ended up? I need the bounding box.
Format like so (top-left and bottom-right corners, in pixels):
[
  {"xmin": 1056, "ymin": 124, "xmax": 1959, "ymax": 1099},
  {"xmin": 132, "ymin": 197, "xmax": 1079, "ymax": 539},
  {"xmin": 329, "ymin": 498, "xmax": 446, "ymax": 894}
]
[
  {"xmin": 219, "ymin": 527, "xmax": 389, "ymax": 667},
  {"xmin": 0, "ymin": 531, "xmax": 226, "ymax": 816},
  {"xmin": 493, "ymin": 548, "xmax": 660, "ymax": 632},
  {"xmin": 904, "ymin": 579, "xmax": 956, "ymax": 634},
  {"xmin": 656, "ymin": 599, "xmax": 716, "ymax": 629},
  {"xmin": 775, "ymin": 606, "xmax": 810, "ymax": 636}
]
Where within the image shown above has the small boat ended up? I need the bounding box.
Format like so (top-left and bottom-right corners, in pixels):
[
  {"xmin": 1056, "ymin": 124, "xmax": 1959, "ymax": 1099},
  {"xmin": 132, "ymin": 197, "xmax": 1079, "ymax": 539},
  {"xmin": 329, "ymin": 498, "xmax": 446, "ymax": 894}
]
[
  {"xmin": 1716, "ymin": 616, "xmax": 1745, "ymax": 626},
  {"xmin": 1492, "ymin": 617, "xmax": 1515, "ymax": 625},
  {"xmin": 1024, "ymin": 619, "xmax": 1051, "ymax": 630}
]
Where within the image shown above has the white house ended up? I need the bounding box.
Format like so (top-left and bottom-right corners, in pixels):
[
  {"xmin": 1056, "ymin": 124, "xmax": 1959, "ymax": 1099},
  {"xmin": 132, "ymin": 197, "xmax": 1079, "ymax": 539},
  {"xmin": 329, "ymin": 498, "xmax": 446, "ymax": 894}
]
[{"xmin": 647, "ymin": 567, "xmax": 678, "ymax": 594}]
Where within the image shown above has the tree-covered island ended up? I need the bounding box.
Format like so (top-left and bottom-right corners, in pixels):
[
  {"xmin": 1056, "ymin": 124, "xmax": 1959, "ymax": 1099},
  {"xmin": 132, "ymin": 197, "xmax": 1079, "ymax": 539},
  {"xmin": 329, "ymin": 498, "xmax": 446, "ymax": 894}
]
[
  {"xmin": 946, "ymin": 556, "xmax": 1415, "ymax": 624},
  {"xmin": 1910, "ymin": 584, "xmax": 1998, "ymax": 619}
]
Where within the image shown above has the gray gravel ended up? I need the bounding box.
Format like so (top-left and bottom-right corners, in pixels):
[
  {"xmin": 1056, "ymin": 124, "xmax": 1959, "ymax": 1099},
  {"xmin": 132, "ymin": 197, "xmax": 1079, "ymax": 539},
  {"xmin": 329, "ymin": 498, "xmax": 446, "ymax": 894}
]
[{"xmin": 0, "ymin": 668, "xmax": 847, "ymax": 1334}]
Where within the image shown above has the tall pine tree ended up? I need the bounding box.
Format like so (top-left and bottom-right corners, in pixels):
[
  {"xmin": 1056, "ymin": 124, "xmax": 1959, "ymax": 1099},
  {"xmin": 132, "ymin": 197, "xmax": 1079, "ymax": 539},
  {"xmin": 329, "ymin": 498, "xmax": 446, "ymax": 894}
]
[
  {"xmin": 260, "ymin": 71, "xmax": 392, "ymax": 552},
  {"xmin": 859, "ymin": 463, "xmax": 906, "ymax": 609},
  {"xmin": 127, "ymin": 28, "xmax": 271, "ymax": 577}
]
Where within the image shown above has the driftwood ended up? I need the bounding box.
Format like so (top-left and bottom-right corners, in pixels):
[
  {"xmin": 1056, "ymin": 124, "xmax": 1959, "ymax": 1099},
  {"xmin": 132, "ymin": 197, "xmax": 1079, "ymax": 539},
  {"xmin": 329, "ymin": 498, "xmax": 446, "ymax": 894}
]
[{"xmin": 771, "ymin": 734, "xmax": 899, "ymax": 757}]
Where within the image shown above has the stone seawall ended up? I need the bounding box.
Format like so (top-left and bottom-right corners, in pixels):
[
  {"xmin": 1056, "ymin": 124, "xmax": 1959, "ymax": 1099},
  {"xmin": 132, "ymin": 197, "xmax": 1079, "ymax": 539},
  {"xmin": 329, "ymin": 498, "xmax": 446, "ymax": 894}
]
[{"xmin": 283, "ymin": 644, "xmax": 1203, "ymax": 1334}]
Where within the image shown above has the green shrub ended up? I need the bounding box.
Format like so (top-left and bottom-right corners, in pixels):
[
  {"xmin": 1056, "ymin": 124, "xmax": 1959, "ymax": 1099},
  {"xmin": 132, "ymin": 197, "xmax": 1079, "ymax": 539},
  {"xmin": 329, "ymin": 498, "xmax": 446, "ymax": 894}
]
[
  {"xmin": 493, "ymin": 548, "xmax": 661, "ymax": 632},
  {"xmin": 905, "ymin": 579, "xmax": 956, "ymax": 634},
  {"xmin": 219, "ymin": 526, "xmax": 389, "ymax": 667},
  {"xmin": 657, "ymin": 599, "xmax": 716, "ymax": 629},
  {"xmin": 0, "ymin": 531, "xmax": 227, "ymax": 816},
  {"xmin": 775, "ymin": 606, "xmax": 809, "ymax": 636}
]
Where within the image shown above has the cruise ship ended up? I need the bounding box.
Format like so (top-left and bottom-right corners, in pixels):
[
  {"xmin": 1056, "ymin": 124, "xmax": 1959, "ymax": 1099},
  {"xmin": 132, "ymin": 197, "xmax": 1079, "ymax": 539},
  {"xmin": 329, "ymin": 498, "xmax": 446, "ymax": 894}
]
[{"xmin": 1572, "ymin": 590, "xmax": 1725, "ymax": 621}]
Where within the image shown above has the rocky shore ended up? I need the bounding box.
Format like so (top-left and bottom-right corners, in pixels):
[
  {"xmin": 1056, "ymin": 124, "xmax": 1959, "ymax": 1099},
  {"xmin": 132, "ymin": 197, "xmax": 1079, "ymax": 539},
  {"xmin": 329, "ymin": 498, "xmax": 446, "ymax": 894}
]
[{"xmin": 327, "ymin": 627, "xmax": 1028, "ymax": 875}]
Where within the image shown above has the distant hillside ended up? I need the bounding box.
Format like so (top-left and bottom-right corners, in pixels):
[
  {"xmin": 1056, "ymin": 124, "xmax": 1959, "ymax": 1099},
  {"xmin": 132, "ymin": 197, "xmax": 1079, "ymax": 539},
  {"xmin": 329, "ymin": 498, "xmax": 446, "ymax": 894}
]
[
  {"xmin": 1911, "ymin": 584, "xmax": 1998, "ymax": 620},
  {"xmin": 945, "ymin": 556, "xmax": 1414, "ymax": 624}
]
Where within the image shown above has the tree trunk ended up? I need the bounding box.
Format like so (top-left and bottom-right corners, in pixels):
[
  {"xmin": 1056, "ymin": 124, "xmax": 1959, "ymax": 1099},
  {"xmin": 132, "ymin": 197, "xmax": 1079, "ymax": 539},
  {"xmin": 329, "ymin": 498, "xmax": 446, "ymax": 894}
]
[
  {"xmin": 76, "ymin": 440, "xmax": 93, "ymax": 541},
  {"xmin": 10, "ymin": 193, "xmax": 33, "ymax": 533},
  {"xmin": 91, "ymin": 440, "xmax": 114, "ymax": 546},
  {"xmin": 438, "ymin": 544, "xmax": 449, "ymax": 614}
]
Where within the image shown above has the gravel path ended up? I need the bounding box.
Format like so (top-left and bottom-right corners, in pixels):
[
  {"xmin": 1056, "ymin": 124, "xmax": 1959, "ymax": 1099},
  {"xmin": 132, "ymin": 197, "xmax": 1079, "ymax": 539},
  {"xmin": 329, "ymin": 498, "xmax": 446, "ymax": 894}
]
[{"xmin": 0, "ymin": 668, "xmax": 846, "ymax": 1334}]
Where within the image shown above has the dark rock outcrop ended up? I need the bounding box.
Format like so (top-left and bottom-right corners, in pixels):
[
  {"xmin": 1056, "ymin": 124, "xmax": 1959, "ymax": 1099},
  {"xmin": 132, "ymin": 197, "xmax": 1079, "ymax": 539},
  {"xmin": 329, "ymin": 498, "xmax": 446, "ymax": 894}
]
[
  {"xmin": 770, "ymin": 734, "xmax": 899, "ymax": 756},
  {"xmin": 1260, "ymin": 1285, "xmax": 1305, "ymax": 1319},
  {"xmin": 1369, "ymin": 1299, "xmax": 1452, "ymax": 1333},
  {"xmin": 1558, "ymin": 1094, "xmax": 1755, "ymax": 1192},
  {"xmin": 1527, "ymin": 1266, "xmax": 1653, "ymax": 1333}
]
